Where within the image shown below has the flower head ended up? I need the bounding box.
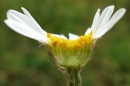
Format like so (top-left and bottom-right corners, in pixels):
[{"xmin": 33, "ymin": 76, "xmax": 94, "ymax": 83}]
[{"xmin": 4, "ymin": 5, "xmax": 126, "ymax": 71}]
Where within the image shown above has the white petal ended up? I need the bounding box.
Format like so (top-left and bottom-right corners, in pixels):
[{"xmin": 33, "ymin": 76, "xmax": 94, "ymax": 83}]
[
  {"xmin": 7, "ymin": 9, "xmax": 47, "ymax": 37},
  {"xmin": 21, "ymin": 7, "xmax": 47, "ymax": 36},
  {"xmin": 91, "ymin": 9, "xmax": 100, "ymax": 31},
  {"xmin": 50, "ymin": 33, "xmax": 67, "ymax": 39},
  {"xmin": 97, "ymin": 5, "xmax": 114, "ymax": 27},
  {"xmin": 93, "ymin": 8, "xmax": 126, "ymax": 38},
  {"xmin": 110, "ymin": 8, "xmax": 126, "ymax": 22},
  {"xmin": 69, "ymin": 33, "xmax": 79, "ymax": 40},
  {"xmin": 5, "ymin": 19, "xmax": 49, "ymax": 44},
  {"xmin": 85, "ymin": 28, "xmax": 91, "ymax": 35},
  {"xmin": 91, "ymin": 6, "xmax": 114, "ymax": 34},
  {"xmin": 103, "ymin": 8, "xmax": 126, "ymax": 34},
  {"xmin": 21, "ymin": 7, "xmax": 36, "ymax": 21},
  {"xmin": 60, "ymin": 34, "xmax": 68, "ymax": 39}
]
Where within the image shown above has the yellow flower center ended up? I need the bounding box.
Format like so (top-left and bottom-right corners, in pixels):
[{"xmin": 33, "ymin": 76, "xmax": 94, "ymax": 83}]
[
  {"xmin": 47, "ymin": 32, "xmax": 93, "ymax": 50},
  {"xmin": 46, "ymin": 32, "xmax": 94, "ymax": 69}
]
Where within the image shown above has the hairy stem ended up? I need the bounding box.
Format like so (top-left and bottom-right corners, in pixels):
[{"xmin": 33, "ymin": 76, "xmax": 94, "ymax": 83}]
[{"xmin": 65, "ymin": 69, "xmax": 82, "ymax": 86}]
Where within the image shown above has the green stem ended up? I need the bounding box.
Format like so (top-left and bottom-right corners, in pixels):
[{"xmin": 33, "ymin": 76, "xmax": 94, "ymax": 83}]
[{"xmin": 65, "ymin": 69, "xmax": 82, "ymax": 86}]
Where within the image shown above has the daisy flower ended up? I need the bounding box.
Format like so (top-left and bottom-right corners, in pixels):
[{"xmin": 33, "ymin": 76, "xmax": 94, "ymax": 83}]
[{"xmin": 4, "ymin": 6, "xmax": 126, "ymax": 85}]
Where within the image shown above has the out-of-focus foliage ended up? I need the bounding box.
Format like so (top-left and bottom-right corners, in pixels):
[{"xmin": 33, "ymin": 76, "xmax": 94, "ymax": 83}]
[{"xmin": 0, "ymin": 0, "xmax": 130, "ymax": 86}]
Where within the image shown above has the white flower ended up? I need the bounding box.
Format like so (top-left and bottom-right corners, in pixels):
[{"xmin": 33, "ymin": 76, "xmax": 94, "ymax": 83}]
[{"xmin": 4, "ymin": 5, "xmax": 126, "ymax": 69}]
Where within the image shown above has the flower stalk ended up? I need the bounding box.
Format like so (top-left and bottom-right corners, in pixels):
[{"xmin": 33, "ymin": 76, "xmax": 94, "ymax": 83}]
[{"xmin": 65, "ymin": 68, "xmax": 82, "ymax": 86}]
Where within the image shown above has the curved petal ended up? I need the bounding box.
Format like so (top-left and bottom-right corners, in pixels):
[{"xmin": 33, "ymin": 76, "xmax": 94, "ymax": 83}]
[
  {"xmin": 110, "ymin": 8, "xmax": 126, "ymax": 21},
  {"xmin": 97, "ymin": 5, "xmax": 114, "ymax": 27},
  {"xmin": 91, "ymin": 9, "xmax": 100, "ymax": 31},
  {"xmin": 7, "ymin": 9, "xmax": 47, "ymax": 37},
  {"xmin": 93, "ymin": 8, "xmax": 126, "ymax": 38},
  {"xmin": 21, "ymin": 7, "xmax": 36, "ymax": 21},
  {"xmin": 85, "ymin": 28, "xmax": 91, "ymax": 35},
  {"xmin": 5, "ymin": 19, "xmax": 49, "ymax": 44},
  {"xmin": 69, "ymin": 33, "xmax": 79, "ymax": 40},
  {"xmin": 21, "ymin": 7, "xmax": 47, "ymax": 36},
  {"xmin": 91, "ymin": 6, "xmax": 114, "ymax": 35},
  {"xmin": 60, "ymin": 34, "xmax": 68, "ymax": 39},
  {"xmin": 51, "ymin": 33, "xmax": 67, "ymax": 39}
]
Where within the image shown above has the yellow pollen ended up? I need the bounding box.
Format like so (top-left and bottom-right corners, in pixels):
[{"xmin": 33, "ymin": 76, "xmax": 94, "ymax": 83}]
[{"xmin": 47, "ymin": 32, "xmax": 93, "ymax": 50}]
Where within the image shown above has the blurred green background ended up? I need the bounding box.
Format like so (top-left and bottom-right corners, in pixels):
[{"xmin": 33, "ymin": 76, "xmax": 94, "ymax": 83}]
[{"xmin": 0, "ymin": 0, "xmax": 130, "ymax": 86}]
